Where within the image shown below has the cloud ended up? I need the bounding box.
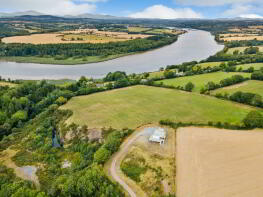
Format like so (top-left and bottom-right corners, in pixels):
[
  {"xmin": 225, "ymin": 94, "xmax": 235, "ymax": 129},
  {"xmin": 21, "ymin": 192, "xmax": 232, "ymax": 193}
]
[
  {"xmin": 176, "ymin": 0, "xmax": 259, "ymax": 6},
  {"xmin": 129, "ymin": 5, "xmax": 202, "ymax": 19},
  {"xmin": 240, "ymin": 14, "xmax": 263, "ymax": 18},
  {"xmin": 0, "ymin": 0, "xmax": 108, "ymax": 15}
]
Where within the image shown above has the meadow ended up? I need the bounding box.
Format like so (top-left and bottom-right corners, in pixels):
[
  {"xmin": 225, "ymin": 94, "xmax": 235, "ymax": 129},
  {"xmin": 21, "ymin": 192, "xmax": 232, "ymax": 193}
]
[
  {"xmin": 212, "ymin": 80, "xmax": 263, "ymax": 97},
  {"xmin": 155, "ymin": 72, "xmax": 251, "ymax": 92},
  {"xmin": 236, "ymin": 63, "xmax": 263, "ymax": 71},
  {"xmin": 227, "ymin": 46, "xmax": 263, "ymax": 54},
  {"xmin": 195, "ymin": 62, "xmax": 222, "ymax": 68},
  {"xmin": 60, "ymin": 85, "xmax": 255, "ymax": 129}
]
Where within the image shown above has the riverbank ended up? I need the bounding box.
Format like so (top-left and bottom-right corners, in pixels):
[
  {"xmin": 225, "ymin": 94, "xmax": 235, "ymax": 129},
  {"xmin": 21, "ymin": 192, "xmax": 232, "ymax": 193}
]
[{"xmin": 0, "ymin": 53, "xmax": 132, "ymax": 65}]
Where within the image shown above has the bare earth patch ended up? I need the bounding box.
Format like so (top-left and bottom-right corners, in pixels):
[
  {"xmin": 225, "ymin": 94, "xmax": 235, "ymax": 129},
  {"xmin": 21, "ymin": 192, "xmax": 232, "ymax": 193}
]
[
  {"xmin": 177, "ymin": 127, "xmax": 263, "ymax": 197},
  {"xmin": 0, "ymin": 148, "xmax": 40, "ymax": 187}
]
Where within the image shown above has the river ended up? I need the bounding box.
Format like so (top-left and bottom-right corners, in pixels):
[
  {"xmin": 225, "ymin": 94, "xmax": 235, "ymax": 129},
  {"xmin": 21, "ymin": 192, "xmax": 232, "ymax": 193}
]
[{"xmin": 0, "ymin": 30, "xmax": 224, "ymax": 80}]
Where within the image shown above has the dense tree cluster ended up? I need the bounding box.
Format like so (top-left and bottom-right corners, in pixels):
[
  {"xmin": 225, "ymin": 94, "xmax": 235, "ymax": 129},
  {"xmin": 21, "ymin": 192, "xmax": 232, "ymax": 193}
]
[
  {"xmin": 0, "ymin": 35, "xmax": 177, "ymax": 59},
  {"xmin": 0, "ymin": 81, "xmax": 74, "ymax": 140},
  {"xmin": 94, "ymin": 128, "xmax": 133, "ymax": 164}
]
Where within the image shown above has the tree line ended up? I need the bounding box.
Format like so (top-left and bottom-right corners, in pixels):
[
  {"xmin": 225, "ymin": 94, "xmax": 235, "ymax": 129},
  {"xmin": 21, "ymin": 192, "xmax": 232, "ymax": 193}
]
[{"xmin": 0, "ymin": 35, "xmax": 178, "ymax": 59}]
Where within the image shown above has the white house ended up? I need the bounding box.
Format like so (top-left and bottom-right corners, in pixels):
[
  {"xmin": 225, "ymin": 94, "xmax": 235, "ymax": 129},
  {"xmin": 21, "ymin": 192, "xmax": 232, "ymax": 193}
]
[{"xmin": 149, "ymin": 128, "xmax": 167, "ymax": 144}]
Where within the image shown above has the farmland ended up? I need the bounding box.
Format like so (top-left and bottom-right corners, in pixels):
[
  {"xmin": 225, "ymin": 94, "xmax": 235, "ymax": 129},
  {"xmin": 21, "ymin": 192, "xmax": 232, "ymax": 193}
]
[
  {"xmin": 155, "ymin": 72, "xmax": 251, "ymax": 92},
  {"xmin": 177, "ymin": 127, "xmax": 263, "ymax": 197},
  {"xmin": 227, "ymin": 46, "xmax": 263, "ymax": 54},
  {"xmin": 236, "ymin": 63, "xmax": 263, "ymax": 71},
  {"xmin": 220, "ymin": 34, "xmax": 263, "ymax": 41},
  {"xmin": 0, "ymin": 81, "xmax": 17, "ymax": 87},
  {"xmin": 61, "ymin": 85, "xmax": 255, "ymax": 129},
  {"xmin": 195, "ymin": 62, "xmax": 222, "ymax": 68},
  {"xmin": 2, "ymin": 29, "xmax": 151, "ymax": 44},
  {"xmin": 212, "ymin": 80, "xmax": 263, "ymax": 97}
]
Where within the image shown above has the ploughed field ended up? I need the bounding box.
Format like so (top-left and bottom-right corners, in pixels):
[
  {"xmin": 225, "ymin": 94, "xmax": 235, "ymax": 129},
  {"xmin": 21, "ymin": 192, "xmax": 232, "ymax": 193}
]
[
  {"xmin": 212, "ymin": 80, "xmax": 263, "ymax": 97},
  {"xmin": 60, "ymin": 85, "xmax": 255, "ymax": 129},
  {"xmin": 155, "ymin": 72, "xmax": 251, "ymax": 92},
  {"xmin": 177, "ymin": 127, "xmax": 263, "ymax": 197}
]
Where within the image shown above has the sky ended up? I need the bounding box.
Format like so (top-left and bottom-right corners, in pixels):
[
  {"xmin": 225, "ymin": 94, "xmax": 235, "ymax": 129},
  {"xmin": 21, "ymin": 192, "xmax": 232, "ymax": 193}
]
[{"xmin": 1, "ymin": 0, "xmax": 263, "ymax": 19}]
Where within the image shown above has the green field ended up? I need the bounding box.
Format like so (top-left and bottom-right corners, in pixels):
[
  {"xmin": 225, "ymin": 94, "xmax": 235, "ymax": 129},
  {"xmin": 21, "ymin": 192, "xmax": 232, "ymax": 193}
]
[
  {"xmin": 195, "ymin": 62, "xmax": 223, "ymax": 68},
  {"xmin": 237, "ymin": 63, "xmax": 263, "ymax": 71},
  {"xmin": 227, "ymin": 46, "xmax": 263, "ymax": 54},
  {"xmin": 212, "ymin": 80, "xmax": 263, "ymax": 97},
  {"xmin": 128, "ymin": 27, "xmax": 151, "ymax": 32},
  {"xmin": 60, "ymin": 85, "xmax": 256, "ymax": 129},
  {"xmin": 155, "ymin": 72, "xmax": 251, "ymax": 92},
  {"xmin": 148, "ymin": 69, "xmax": 177, "ymax": 79},
  {"xmin": 0, "ymin": 54, "xmax": 131, "ymax": 65}
]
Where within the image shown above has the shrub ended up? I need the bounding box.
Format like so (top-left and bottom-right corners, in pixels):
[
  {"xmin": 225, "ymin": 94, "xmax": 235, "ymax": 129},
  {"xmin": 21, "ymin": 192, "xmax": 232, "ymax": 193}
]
[
  {"xmin": 243, "ymin": 111, "xmax": 263, "ymax": 128},
  {"xmin": 94, "ymin": 147, "xmax": 111, "ymax": 164},
  {"xmin": 185, "ymin": 82, "xmax": 195, "ymax": 92}
]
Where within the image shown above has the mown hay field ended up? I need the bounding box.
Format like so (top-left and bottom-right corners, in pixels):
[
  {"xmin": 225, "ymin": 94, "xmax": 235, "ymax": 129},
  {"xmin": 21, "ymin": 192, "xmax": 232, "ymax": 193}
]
[
  {"xmin": 60, "ymin": 85, "xmax": 255, "ymax": 129},
  {"xmin": 177, "ymin": 127, "xmax": 263, "ymax": 197},
  {"xmin": 155, "ymin": 72, "xmax": 251, "ymax": 92},
  {"xmin": 219, "ymin": 33, "xmax": 263, "ymax": 41},
  {"xmin": 2, "ymin": 29, "xmax": 151, "ymax": 44}
]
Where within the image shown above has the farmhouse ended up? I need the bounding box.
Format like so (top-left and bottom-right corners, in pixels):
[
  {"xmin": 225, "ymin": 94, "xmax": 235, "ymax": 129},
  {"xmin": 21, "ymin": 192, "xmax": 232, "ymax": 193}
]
[{"xmin": 149, "ymin": 128, "xmax": 166, "ymax": 144}]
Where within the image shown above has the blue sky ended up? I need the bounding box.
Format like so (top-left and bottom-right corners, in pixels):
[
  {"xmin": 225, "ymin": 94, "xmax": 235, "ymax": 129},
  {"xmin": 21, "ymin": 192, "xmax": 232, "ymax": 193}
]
[{"xmin": 1, "ymin": 0, "xmax": 263, "ymax": 19}]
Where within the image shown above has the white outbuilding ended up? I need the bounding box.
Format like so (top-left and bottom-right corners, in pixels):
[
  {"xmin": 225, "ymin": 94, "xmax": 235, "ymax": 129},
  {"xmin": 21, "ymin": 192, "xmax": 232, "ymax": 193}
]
[{"xmin": 149, "ymin": 128, "xmax": 167, "ymax": 144}]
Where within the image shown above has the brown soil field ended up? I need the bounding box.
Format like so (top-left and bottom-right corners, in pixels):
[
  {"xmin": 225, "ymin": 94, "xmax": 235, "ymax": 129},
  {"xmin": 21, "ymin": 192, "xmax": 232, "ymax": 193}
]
[
  {"xmin": 2, "ymin": 29, "xmax": 151, "ymax": 44},
  {"xmin": 177, "ymin": 127, "xmax": 263, "ymax": 197}
]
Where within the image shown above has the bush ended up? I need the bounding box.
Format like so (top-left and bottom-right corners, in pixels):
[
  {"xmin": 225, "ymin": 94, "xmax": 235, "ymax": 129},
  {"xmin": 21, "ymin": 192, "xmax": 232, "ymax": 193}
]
[
  {"xmin": 243, "ymin": 111, "xmax": 263, "ymax": 128},
  {"xmin": 94, "ymin": 147, "xmax": 111, "ymax": 164},
  {"xmin": 121, "ymin": 160, "xmax": 147, "ymax": 182},
  {"xmin": 185, "ymin": 82, "xmax": 195, "ymax": 92},
  {"xmin": 55, "ymin": 96, "xmax": 67, "ymax": 105}
]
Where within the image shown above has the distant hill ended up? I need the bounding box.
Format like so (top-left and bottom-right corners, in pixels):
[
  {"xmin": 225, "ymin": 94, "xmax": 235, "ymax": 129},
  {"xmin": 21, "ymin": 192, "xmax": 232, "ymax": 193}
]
[
  {"xmin": 0, "ymin": 11, "xmax": 128, "ymax": 20},
  {"xmin": 0, "ymin": 10, "xmax": 44, "ymax": 17},
  {"xmin": 65, "ymin": 13, "xmax": 129, "ymax": 20}
]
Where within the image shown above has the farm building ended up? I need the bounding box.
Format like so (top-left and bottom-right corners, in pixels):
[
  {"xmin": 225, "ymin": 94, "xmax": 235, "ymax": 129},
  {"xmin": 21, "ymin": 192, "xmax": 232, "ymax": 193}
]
[{"xmin": 149, "ymin": 128, "xmax": 167, "ymax": 144}]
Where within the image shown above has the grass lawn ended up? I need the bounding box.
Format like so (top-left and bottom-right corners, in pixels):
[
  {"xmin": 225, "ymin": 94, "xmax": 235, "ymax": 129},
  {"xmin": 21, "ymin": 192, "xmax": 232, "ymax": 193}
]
[
  {"xmin": 155, "ymin": 72, "xmax": 251, "ymax": 92},
  {"xmin": 60, "ymin": 85, "xmax": 256, "ymax": 129},
  {"xmin": 237, "ymin": 63, "xmax": 263, "ymax": 71},
  {"xmin": 212, "ymin": 80, "xmax": 263, "ymax": 97},
  {"xmin": 227, "ymin": 46, "xmax": 263, "ymax": 54}
]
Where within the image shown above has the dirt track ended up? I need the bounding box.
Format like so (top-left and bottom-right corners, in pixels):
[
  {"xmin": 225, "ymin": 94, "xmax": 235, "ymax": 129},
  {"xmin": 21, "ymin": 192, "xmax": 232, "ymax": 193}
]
[
  {"xmin": 109, "ymin": 131, "xmax": 143, "ymax": 197},
  {"xmin": 177, "ymin": 127, "xmax": 263, "ymax": 197}
]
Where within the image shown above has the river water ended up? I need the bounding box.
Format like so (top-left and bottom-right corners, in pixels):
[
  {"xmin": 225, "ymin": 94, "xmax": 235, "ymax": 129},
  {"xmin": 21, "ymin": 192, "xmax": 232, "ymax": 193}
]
[{"xmin": 0, "ymin": 30, "xmax": 224, "ymax": 80}]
